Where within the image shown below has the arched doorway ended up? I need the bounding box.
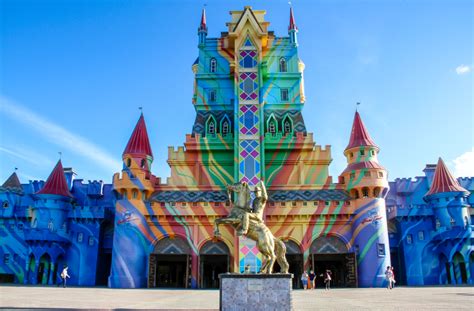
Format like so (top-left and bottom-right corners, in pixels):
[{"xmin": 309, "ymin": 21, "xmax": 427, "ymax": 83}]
[
  {"xmin": 26, "ymin": 254, "xmax": 35, "ymax": 284},
  {"xmin": 148, "ymin": 237, "xmax": 192, "ymax": 288},
  {"xmin": 37, "ymin": 253, "xmax": 51, "ymax": 285},
  {"xmin": 273, "ymin": 240, "xmax": 303, "ymax": 289},
  {"xmin": 95, "ymin": 220, "xmax": 114, "ymax": 286},
  {"xmin": 453, "ymin": 252, "xmax": 467, "ymax": 284},
  {"xmin": 310, "ymin": 236, "xmax": 357, "ymax": 288},
  {"xmin": 199, "ymin": 240, "xmax": 230, "ymax": 289},
  {"xmin": 438, "ymin": 253, "xmax": 450, "ymax": 284}
]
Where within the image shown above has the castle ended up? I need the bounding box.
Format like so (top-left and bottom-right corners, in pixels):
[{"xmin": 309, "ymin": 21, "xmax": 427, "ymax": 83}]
[{"xmin": 0, "ymin": 7, "xmax": 472, "ymax": 289}]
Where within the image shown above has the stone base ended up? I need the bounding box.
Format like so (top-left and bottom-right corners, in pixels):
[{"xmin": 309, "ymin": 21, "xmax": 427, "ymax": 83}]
[{"xmin": 219, "ymin": 273, "xmax": 293, "ymax": 311}]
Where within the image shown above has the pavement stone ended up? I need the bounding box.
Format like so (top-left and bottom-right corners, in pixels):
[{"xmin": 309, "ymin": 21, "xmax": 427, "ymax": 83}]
[{"xmin": 0, "ymin": 285, "xmax": 473, "ymax": 310}]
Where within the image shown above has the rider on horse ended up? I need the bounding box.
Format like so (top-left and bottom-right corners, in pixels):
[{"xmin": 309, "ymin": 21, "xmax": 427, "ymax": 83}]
[{"xmin": 239, "ymin": 180, "xmax": 267, "ymax": 236}]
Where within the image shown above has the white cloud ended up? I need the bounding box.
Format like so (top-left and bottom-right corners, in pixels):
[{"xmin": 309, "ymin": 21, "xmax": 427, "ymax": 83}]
[
  {"xmin": 0, "ymin": 145, "xmax": 54, "ymax": 167},
  {"xmin": 455, "ymin": 64, "xmax": 471, "ymax": 75},
  {"xmin": 451, "ymin": 147, "xmax": 474, "ymax": 177},
  {"xmin": 0, "ymin": 96, "xmax": 122, "ymax": 174}
]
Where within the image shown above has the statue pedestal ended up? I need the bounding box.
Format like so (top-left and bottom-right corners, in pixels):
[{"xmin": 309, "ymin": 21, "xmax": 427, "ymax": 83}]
[{"xmin": 219, "ymin": 273, "xmax": 293, "ymax": 311}]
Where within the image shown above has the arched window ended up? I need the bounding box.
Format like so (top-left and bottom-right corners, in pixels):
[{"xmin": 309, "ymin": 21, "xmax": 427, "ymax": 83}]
[
  {"xmin": 350, "ymin": 189, "xmax": 359, "ymax": 199},
  {"xmin": 2, "ymin": 201, "xmax": 8, "ymax": 209},
  {"xmin": 220, "ymin": 115, "xmax": 231, "ymax": 136},
  {"xmin": 267, "ymin": 114, "xmax": 278, "ymax": 134},
  {"xmin": 126, "ymin": 158, "xmax": 131, "ymax": 167},
  {"xmin": 132, "ymin": 190, "xmax": 138, "ymax": 199},
  {"xmin": 210, "ymin": 58, "xmax": 217, "ymax": 73},
  {"xmin": 279, "ymin": 57, "xmax": 287, "ymax": 72},
  {"xmin": 141, "ymin": 159, "xmax": 146, "ymax": 169},
  {"xmin": 450, "ymin": 217, "xmax": 456, "ymax": 227},
  {"xmin": 48, "ymin": 219, "xmax": 54, "ymax": 232},
  {"xmin": 282, "ymin": 115, "xmax": 293, "ymax": 134},
  {"xmin": 362, "ymin": 187, "xmax": 369, "ymax": 198},
  {"xmin": 435, "ymin": 219, "xmax": 441, "ymax": 230},
  {"xmin": 206, "ymin": 115, "xmax": 217, "ymax": 136}
]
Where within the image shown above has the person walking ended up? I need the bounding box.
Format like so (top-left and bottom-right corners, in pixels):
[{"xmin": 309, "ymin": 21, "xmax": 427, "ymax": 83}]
[
  {"xmin": 390, "ymin": 266, "xmax": 396, "ymax": 289},
  {"xmin": 385, "ymin": 266, "xmax": 393, "ymax": 289},
  {"xmin": 301, "ymin": 271, "xmax": 309, "ymax": 290},
  {"xmin": 324, "ymin": 270, "xmax": 332, "ymax": 290},
  {"xmin": 309, "ymin": 270, "xmax": 316, "ymax": 289},
  {"xmin": 60, "ymin": 266, "xmax": 70, "ymax": 288}
]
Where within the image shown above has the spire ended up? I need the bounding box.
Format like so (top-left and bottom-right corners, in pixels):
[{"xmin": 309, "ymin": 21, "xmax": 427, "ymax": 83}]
[
  {"xmin": 2, "ymin": 172, "xmax": 22, "ymax": 191},
  {"xmin": 289, "ymin": 7, "xmax": 297, "ymax": 31},
  {"xmin": 36, "ymin": 160, "xmax": 72, "ymax": 197},
  {"xmin": 123, "ymin": 113, "xmax": 153, "ymax": 159},
  {"xmin": 200, "ymin": 8, "xmax": 207, "ymax": 30},
  {"xmin": 345, "ymin": 111, "xmax": 378, "ymax": 151},
  {"xmin": 425, "ymin": 158, "xmax": 468, "ymax": 196}
]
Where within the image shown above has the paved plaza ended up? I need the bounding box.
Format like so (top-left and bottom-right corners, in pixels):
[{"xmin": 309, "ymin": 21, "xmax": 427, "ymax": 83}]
[{"xmin": 0, "ymin": 285, "xmax": 473, "ymax": 310}]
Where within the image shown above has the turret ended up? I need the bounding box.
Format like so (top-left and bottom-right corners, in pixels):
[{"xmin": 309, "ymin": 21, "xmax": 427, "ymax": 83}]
[
  {"xmin": 424, "ymin": 158, "xmax": 470, "ymax": 229},
  {"xmin": 33, "ymin": 160, "xmax": 73, "ymax": 234},
  {"xmin": 110, "ymin": 113, "xmax": 155, "ymax": 288},
  {"xmin": 288, "ymin": 7, "xmax": 298, "ymax": 46},
  {"xmin": 341, "ymin": 110, "xmax": 390, "ymax": 287},
  {"xmin": 198, "ymin": 8, "xmax": 207, "ymax": 46},
  {"xmin": 0, "ymin": 172, "xmax": 24, "ymax": 218}
]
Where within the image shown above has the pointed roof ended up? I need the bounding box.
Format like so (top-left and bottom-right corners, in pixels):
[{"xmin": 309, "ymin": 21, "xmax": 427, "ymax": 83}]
[
  {"xmin": 345, "ymin": 111, "xmax": 378, "ymax": 151},
  {"xmin": 123, "ymin": 113, "xmax": 153, "ymax": 158},
  {"xmin": 2, "ymin": 172, "xmax": 22, "ymax": 191},
  {"xmin": 37, "ymin": 160, "xmax": 72, "ymax": 197},
  {"xmin": 199, "ymin": 8, "xmax": 207, "ymax": 31},
  {"xmin": 289, "ymin": 7, "xmax": 297, "ymax": 31},
  {"xmin": 425, "ymin": 158, "xmax": 468, "ymax": 196}
]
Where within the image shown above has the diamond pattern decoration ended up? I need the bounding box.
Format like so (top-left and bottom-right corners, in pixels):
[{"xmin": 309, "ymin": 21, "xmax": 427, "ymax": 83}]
[
  {"xmin": 239, "ymin": 73, "xmax": 258, "ymax": 100},
  {"xmin": 239, "ymin": 105, "xmax": 259, "ymax": 135},
  {"xmin": 239, "ymin": 140, "xmax": 261, "ymax": 184}
]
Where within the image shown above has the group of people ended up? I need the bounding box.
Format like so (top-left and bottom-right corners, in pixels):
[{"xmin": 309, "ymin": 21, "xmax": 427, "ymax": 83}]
[
  {"xmin": 385, "ymin": 266, "xmax": 396, "ymax": 289},
  {"xmin": 301, "ymin": 269, "xmax": 332, "ymax": 290}
]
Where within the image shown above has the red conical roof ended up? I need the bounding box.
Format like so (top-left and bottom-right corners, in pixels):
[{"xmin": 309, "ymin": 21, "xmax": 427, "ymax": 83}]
[
  {"xmin": 345, "ymin": 111, "xmax": 378, "ymax": 151},
  {"xmin": 200, "ymin": 8, "xmax": 207, "ymax": 28},
  {"xmin": 37, "ymin": 160, "xmax": 72, "ymax": 197},
  {"xmin": 425, "ymin": 158, "xmax": 468, "ymax": 196},
  {"xmin": 123, "ymin": 114, "xmax": 153, "ymax": 158},
  {"xmin": 289, "ymin": 7, "xmax": 297, "ymax": 31}
]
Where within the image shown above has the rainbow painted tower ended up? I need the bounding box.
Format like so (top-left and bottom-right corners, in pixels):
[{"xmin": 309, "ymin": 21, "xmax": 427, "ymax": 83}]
[{"xmin": 0, "ymin": 6, "xmax": 472, "ymax": 289}]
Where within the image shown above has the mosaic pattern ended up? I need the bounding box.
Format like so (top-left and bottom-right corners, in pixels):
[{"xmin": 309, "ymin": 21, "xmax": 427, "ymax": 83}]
[
  {"xmin": 239, "ymin": 105, "xmax": 259, "ymax": 135},
  {"xmin": 239, "ymin": 73, "xmax": 258, "ymax": 100},
  {"xmin": 239, "ymin": 50, "xmax": 257, "ymax": 68}
]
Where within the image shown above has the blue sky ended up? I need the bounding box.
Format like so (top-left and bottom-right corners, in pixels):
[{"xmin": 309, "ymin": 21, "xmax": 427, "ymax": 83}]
[{"xmin": 0, "ymin": 0, "xmax": 472, "ymax": 184}]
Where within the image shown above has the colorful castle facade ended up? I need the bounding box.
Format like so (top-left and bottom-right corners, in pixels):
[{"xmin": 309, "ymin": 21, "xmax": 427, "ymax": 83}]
[{"xmin": 0, "ymin": 7, "xmax": 472, "ymax": 289}]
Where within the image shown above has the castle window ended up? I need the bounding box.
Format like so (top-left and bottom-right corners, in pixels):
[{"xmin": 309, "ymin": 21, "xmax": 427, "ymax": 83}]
[
  {"xmin": 351, "ymin": 189, "xmax": 359, "ymax": 199},
  {"xmin": 182, "ymin": 202, "xmax": 187, "ymax": 207},
  {"xmin": 141, "ymin": 159, "xmax": 146, "ymax": 169},
  {"xmin": 373, "ymin": 187, "xmax": 381, "ymax": 198},
  {"xmin": 210, "ymin": 58, "xmax": 217, "ymax": 73},
  {"xmin": 360, "ymin": 150, "xmax": 365, "ymax": 156},
  {"xmin": 2, "ymin": 201, "xmax": 8, "ymax": 209},
  {"xmin": 450, "ymin": 218, "xmax": 456, "ymax": 227},
  {"xmin": 281, "ymin": 202, "xmax": 286, "ymax": 207},
  {"xmin": 345, "ymin": 201, "xmax": 351, "ymax": 206},
  {"xmin": 3, "ymin": 254, "xmax": 10, "ymax": 264},
  {"xmin": 325, "ymin": 201, "xmax": 330, "ymax": 207},
  {"xmin": 206, "ymin": 116, "xmax": 217, "ymax": 135},
  {"xmin": 47, "ymin": 219, "xmax": 54, "ymax": 232},
  {"xmin": 435, "ymin": 219, "xmax": 441, "ymax": 230},
  {"xmin": 377, "ymin": 244, "xmax": 386, "ymax": 257},
  {"xmin": 88, "ymin": 236, "xmax": 94, "ymax": 246},
  {"xmin": 418, "ymin": 231, "xmax": 424, "ymax": 241},
  {"xmin": 279, "ymin": 57, "xmax": 287, "ymax": 72},
  {"xmin": 222, "ymin": 120, "xmax": 229, "ymax": 135},
  {"xmin": 32, "ymin": 219, "xmax": 37, "ymax": 228},
  {"xmin": 193, "ymin": 202, "xmax": 198, "ymax": 207},
  {"xmin": 209, "ymin": 89, "xmax": 217, "ymax": 103},
  {"xmin": 303, "ymin": 201, "xmax": 307, "ymax": 206},
  {"xmin": 406, "ymin": 234, "xmax": 413, "ymax": 244},
  {"xmin": 364, "ymin": 171, "xmax": 371, "ymax": 177},
  {"xmin": 126, "ymin": 158, "xmax": 131, "ymax": 167},
  {"xmin": 268, "ymin": 115, "xmax": 277, "ymax": 134},
  {"xmin": 142, "ymin": 191, "xmax": 146, "ymax": 200},
  {"xmin": 371, "ymin": 150, "xmax": 375, "ymax": 156},
  {"xmin": 281, "ymin": 88, "xmax": 289, "ymax": 102},
  {"xmin": 362, "ymin": 187, "xmax": 369, "ymax": 198},
  {"xmin": 282, "ymin": 115, "xmax": 292, "ymax": 134},
  {"xmin": 77, "ymin": 232, "xmax": 83, "ymax": 243},
  {"xmin": 292, "ymin": 201, "xmax": 297, "ymax": 207},
  {"xmin": 378, "ymin": 172, "xmax": 383, "ymax": 178},
  {"xmin": 132, "ymin": 190, "xmax": 138, "ymax": 199},
  {"xmin": 349, "ymin": 152, "xmax": 353, "ymax": 159},
  {"xmin": 18, "ymin": 223, "xmax": 23, "ymax": 231}
]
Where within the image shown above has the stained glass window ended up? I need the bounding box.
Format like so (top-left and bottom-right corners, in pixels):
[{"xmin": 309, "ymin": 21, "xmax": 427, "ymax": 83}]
[
  {"xmin": 239, "ymin": 50, "xmax": 257, "ymax": 68},
  {"xmin": 239, "ymin": 73, "xmax": 258, "ymax": 100}
]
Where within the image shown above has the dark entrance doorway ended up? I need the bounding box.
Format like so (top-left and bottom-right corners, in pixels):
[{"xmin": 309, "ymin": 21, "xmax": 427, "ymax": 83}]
[
  {"xmin": 272, "ymin": 240, "xmax": 303, "ymax": 289},
  {"xmin": 148, "ymin": 237, "xmax": 192, "ymax": 288},
  {"xmin": 310, "ymin": 236, "xmax": 357, "ymax": 288},
  {"xmin": 199, "ymin": 240, "xmax": 229, "ymax": 289},
  {"xmin": 95, "ymin": 221, "xmax": 113, "ymax": 286},
  {"xmin": 37, "ymin": 254, "xmax": 51, "ymax": 285}
]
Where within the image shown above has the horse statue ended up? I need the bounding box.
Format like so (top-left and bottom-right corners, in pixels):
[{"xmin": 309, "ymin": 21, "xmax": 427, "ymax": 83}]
[{"xmin": 214, "ymin": 180, "xmax": 289, "ymax": 274}]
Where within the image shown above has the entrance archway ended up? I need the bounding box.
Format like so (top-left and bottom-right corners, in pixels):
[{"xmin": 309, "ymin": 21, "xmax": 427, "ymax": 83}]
[
  {"xmin": 453, "ymin": 252, "xmax": 467, "ymax": 284},
  {"xmin": 310, "ymin": 236, "xmax": 357, "ymax": 288},
  {"xmin": 199, "ymin": 240, "xmax": 230, "ymax": 289},
  {"xmin": 26, "ymin": 254, "xmax": 35, "ymax": 284},
  {"xmin": 438, "ymin": 253, "xmax": 449, "ymax": 284},
  {"xmin": 148, "ymin": 237, "xmax": 192, "ymax": 288},
  {"xmin": 37, "ymin": 253, "xmax": 51, "ymax": 285}
]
